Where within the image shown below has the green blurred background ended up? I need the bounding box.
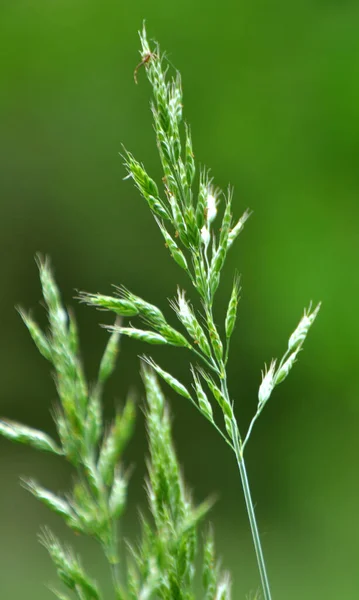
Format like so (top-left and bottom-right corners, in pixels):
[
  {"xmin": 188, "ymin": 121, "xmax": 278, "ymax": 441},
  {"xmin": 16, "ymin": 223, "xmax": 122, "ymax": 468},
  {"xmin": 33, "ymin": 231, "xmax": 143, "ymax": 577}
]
[{"xmin": 1, "ymin": 1, "xmax": 358, "ymax": 598}]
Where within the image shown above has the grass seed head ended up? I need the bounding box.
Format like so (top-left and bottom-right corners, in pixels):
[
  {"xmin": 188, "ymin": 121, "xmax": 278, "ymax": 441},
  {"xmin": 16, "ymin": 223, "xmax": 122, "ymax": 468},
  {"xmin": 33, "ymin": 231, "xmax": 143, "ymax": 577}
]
[
  {"xmin": 288, "ymin": 302, "xmax": 321, "ymax": 352},
  {"xmin": 225, "ymin": 275, "xmax": 241, "ymax": 340},
  {"xmin": 258, "ymin": 360, "xmax": 277, "ymax": 407}
]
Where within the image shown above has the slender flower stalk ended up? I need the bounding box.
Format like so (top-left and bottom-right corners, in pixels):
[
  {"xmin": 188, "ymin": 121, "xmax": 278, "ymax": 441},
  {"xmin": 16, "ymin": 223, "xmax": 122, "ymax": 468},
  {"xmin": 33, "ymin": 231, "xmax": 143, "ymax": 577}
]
[{"xmin": 81, "ymin": 25, "xmax": 320, "ymax": 598}]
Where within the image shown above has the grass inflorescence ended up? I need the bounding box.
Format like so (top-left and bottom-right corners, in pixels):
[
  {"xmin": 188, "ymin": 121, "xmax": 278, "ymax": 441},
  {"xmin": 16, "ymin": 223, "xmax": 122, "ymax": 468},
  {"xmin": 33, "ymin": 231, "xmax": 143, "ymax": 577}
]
[{"xmin": 80, "ymin": 24, "xmax": 320, "ymax": 600}]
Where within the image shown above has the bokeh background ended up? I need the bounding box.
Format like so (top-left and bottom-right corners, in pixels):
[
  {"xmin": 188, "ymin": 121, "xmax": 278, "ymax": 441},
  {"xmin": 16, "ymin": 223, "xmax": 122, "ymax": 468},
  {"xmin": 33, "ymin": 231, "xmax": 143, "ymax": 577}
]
[{"xmin": 1, "ymin": 1, "xmax": 358, "ymax": 598}]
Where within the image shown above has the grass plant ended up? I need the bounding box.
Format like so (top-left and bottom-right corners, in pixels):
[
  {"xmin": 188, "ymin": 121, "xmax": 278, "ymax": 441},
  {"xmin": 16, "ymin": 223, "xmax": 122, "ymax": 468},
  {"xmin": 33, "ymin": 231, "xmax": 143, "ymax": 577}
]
[
  {"xmin": 0, "ymin": 24, "xmax": 320, "ymax": 600},
  {"xmin": 80, "ymin": 25, "xmax": 320, "ymax": 600}
]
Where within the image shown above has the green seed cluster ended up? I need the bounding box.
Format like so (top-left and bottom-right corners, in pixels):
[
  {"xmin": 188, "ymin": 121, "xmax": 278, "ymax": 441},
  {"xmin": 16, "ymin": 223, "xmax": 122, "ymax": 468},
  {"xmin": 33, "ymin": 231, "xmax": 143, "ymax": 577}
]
[
  {"xmin": 170, "ymin": 289, "xmax": 212, "ymax": 357},
  {"xmin": 122, "ymin": 26, "xmax": 250, "ymax": 310},
  {"xmin": 79, "ymin": 286, "xmax": 192, "ymax": 350},
  {"xmin": 41, "ymin": 529, "xmax": 101, "ymax": 600},
  {"xmin": 242, "ymin": 302, "xmax": 321, "ymax": 451},
  {"xmin": 81, "ymin": 25, "xmax": 252, "ymax": 449},
  {"xmin": 83, "ymin": 24, "xmax": 319, "ymax": 468},
  {"xmin": 258, "ymin": 303, "xmax": 321, "ymax": 409},
  {"xmin": 128, "ymin": 366, "xmax": 231, "ymax": 600},
  {"xmin": 11, "ymin": 258, "xmax": 132, "ymax": 598},
  {"xmin": 122, "ymin": 28, "xmax": 252, "ymax": 446}
]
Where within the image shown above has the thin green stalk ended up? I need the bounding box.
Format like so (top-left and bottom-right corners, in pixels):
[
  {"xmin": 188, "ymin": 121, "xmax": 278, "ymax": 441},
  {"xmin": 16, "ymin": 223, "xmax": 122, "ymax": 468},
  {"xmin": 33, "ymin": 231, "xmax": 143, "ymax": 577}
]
[
  {"xmin": 242, "ymin": 411, "xmax": 260, "ymax": 452},
  {"xmin": 187, "ymin": 393, "xmax": 235, "ymax": 451},
  {"xmin": 221, "ymin": 374, "xmax": 272, "ymax": 600},
  {"xmin": 231, "ymin": 420, "xmax": 272, "ymax": 600},
  {"xmin": 189, "ymin": 345, "xmax": 220, "ymax": 375}
]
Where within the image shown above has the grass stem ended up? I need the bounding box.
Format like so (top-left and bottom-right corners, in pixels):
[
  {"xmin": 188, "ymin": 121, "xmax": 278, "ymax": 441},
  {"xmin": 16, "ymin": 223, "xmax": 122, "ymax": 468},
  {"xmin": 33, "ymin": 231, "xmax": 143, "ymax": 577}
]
[{"xmin": 231, "ymin": 420, "xmax": 272, "ymax": 600}]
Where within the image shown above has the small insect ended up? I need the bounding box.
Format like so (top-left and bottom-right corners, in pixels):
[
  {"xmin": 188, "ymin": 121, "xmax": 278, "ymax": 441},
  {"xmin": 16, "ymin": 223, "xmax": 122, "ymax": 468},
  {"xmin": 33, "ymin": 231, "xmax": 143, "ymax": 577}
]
[{"xmin": 134, "ymin": 52, "xmax": 155, "ymax": 84}]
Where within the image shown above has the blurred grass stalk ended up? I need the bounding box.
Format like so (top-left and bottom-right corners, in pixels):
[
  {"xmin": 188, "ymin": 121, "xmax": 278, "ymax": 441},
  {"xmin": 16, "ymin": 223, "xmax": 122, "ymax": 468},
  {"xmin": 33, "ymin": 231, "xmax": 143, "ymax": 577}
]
[{"xmin": 0, "ymin": 257, "xmax": 232, "ymax": 599}]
